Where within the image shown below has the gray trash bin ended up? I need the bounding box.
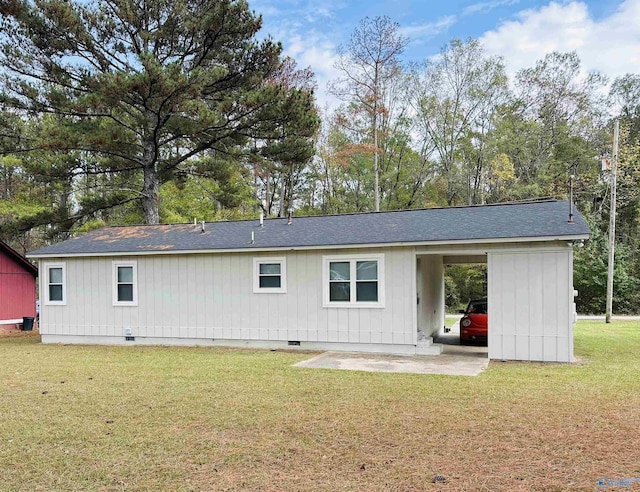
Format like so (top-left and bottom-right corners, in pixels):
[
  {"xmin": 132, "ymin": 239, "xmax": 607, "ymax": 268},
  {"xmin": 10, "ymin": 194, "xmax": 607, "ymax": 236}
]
[{"xmin": 22, "ymin": 317, "xmax": 34, "ymax": 331}]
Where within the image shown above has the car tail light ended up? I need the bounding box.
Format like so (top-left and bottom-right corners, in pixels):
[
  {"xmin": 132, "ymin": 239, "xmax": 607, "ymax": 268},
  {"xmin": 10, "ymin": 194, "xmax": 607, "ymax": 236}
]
[{"xmin": 461, "ymin": 318, "xmax": 471, "ymax": 327}]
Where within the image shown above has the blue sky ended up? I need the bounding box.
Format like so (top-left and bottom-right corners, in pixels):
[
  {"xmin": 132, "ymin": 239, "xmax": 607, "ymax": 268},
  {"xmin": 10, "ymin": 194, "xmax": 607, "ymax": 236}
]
[{"xmin": 248, "ymin": 0, "xmax": 640, "ymax": 107}]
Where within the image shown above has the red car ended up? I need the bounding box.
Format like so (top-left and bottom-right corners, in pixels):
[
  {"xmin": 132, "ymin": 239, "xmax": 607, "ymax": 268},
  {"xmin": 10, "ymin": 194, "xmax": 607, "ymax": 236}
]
[{"xmin": 459, "ymin": 299, "xmax": 488, "ymax": 345}]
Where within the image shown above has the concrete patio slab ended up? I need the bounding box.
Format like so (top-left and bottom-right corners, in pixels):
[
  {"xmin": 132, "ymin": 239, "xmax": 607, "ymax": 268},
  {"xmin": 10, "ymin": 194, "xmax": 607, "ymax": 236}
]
[
  {"xmin": 294, "ymin": 347, "xmax": 489, "ymax": 376},
  {"xmin": 294, "ymin": 318, "xmax": 490, "ymax": 376}
]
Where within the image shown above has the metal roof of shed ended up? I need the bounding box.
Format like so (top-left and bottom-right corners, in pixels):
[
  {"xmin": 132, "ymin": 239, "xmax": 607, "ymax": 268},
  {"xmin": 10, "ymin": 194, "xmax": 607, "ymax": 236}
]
[{"xmin": 27, "ymin": 200, "xmax": 591, "ymax": 258}]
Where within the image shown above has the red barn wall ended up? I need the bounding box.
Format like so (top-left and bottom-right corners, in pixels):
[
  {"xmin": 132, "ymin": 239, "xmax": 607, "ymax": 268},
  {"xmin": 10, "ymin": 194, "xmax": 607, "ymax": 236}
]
[{"xmin": 0, "ymin": 250, "xmax": 36, "ymax": 321}]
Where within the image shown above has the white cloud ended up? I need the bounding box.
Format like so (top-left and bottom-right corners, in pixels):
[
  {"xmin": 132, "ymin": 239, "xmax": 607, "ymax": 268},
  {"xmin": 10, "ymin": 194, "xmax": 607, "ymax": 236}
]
[
  {"xmin": 303, "ymin": 5, "xmax": 336, "ymax": 22},
  {"xmin": 480, "ymin": 0, "xmax": 640, "ymax": 81},
  {"xmin": 250, "ymin": 1, "xmax": 346, "ymax": 110},
  {"xmin": 463, "ymin": 0, "xmax": 520, "ymax": 16},
  {"xmin": 400, "ymin": 15, "xmax": 458, "ymax": 40},
  {"xmin": 282, "ymin": 33, "xmax": 342, "ymax": 110},
  {"xmin": 247, "ymin": 0, "xmax": 285, "ymax": 17}
]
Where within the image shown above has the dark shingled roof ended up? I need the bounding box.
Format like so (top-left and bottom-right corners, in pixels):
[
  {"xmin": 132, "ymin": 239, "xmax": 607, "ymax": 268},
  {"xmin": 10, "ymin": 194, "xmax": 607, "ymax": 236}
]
[{"xmin": 28, "ymin": 200, "xmax": 590, "ymax": 257}]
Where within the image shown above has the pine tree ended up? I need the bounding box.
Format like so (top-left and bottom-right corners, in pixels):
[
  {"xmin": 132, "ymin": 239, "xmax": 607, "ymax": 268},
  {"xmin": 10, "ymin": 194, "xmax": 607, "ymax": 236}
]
[{"xmin": 0, "ymin": 0, "xmax": 316, "ymax": 226}]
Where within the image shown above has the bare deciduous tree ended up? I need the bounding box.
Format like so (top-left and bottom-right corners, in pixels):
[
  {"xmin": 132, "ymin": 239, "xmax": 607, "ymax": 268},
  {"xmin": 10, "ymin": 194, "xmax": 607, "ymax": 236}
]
[
  {"xmin": 329, "ymin": 16, "xmax": 408, "ymax": 212},
  {"xmin": 412, "ymin": 39, "xmax": 508, "ymax": 205}
]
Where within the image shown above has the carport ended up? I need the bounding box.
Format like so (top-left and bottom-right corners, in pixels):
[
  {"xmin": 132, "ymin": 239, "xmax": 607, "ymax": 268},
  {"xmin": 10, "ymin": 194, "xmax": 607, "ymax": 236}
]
[{"xmin": 416, "ymin": 241, "xmax": 578, "ymax": 363}]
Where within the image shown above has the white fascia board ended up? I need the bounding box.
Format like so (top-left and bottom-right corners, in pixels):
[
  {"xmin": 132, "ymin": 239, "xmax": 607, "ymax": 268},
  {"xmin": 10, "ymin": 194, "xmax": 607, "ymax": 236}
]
[{"xmin": 26, "ymin": 233, "xmax": 591, "ymax": 259}]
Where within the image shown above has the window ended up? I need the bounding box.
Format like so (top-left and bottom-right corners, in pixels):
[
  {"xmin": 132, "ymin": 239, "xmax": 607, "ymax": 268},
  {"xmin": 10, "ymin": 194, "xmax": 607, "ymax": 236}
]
[
  {"xmin": 323, "ymin": 255, "xmax": 384, "ymax": 308},
  {"xmin": 113, "ymin": 261, "xmax": 138, "ymax": 306},
  {"xmin": 329, "ymin": 261, "xmax": 350, "ymax": 302},
  {"xmin": 44, "ymin": 262, "xmax": 66, "ymax": 305},
  {"xmin": 253, "ymin": 257, "xmax": 286, "ymax": 293}
]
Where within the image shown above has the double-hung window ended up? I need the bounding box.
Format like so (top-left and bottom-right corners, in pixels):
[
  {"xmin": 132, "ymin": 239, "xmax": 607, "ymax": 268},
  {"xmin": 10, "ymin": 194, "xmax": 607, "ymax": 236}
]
[
  {"xmin": 112, "ymin": 261, "xmax": 138, "ymax": 306},
  {"xmin": 44, "ymin": 263, "xmax": 66, "ymax": 305},
  {"xmin": 323, "ymin": 254, "xmax": 384, "ymax": 307},
  {"xmin": 253, "ymin": 257, "xmax": 287, "ymax": 293}
]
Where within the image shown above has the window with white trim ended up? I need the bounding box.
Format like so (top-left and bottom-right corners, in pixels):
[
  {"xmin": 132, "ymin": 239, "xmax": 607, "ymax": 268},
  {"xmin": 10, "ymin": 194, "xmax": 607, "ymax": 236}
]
[
  {"xmin": 113, "ymin": 261, "xmax": 138, "ymax": 306},
  {"xmin": 323, "ymin": 254, "xmax": 384, "ymax": 308},
  {"xmin": 253, "ymin": 257, "xmax": 286, "ymax": 293},
  {"xmin": 44, "ymin": 262, "xmax": 66, "ymax": 305}
]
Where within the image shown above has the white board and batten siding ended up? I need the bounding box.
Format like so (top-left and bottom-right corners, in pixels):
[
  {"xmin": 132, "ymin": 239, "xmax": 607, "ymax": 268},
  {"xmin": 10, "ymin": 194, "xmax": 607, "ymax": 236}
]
[
  {"xmin": 39, "ymin": 247, "xmax": 418, "ymax": 354},
  {"xmin": 417, "ymin": 255, "xmax": 445, "ymax": 338},
  {"xmin": 487, "ymin": 246, "xmax": 575, "ymax": 362}
]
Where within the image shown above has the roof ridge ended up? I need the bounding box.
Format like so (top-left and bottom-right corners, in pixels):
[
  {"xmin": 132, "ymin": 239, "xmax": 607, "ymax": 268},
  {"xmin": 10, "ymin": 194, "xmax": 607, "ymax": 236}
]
[
  {"xmin": 27, "ymin": 199, "xmax": 590, "ymax": 258},
  {"xmin": 289, "ymin": 198, "xmax": 562, "ymax": 220},
  {"xmin": 92, "ymin": 199, "xmax": 564, "ymax": 229}
]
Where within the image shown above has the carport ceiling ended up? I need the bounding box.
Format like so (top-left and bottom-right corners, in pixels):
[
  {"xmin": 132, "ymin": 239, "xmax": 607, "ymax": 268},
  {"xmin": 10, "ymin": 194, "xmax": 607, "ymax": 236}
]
[{"xmin": 443, "ymin": 255, "xmax": 487, "ymax": 264}]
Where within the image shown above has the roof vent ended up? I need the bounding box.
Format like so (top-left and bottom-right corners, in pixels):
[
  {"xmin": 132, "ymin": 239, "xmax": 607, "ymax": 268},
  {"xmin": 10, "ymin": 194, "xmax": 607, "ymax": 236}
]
[
  {"xmin": 201, "ymin": 220, "xmax": 205, "ymax": 233},
  {"xmin": 287, "ymin": 210, "xmax": 292, "ymax": 225}
]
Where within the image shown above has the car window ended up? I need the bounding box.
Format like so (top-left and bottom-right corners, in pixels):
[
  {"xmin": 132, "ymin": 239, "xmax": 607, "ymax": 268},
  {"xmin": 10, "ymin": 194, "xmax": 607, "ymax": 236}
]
[{"xmin": 468, "ymin": 301, "xmax": 487, "ymax": 314}]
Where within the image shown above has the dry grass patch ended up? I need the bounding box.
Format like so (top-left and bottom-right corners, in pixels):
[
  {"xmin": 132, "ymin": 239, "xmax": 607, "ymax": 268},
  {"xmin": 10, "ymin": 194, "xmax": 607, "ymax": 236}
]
[
  {"xmin": 1, "ymin": 320, "xmax": 639, "ymax": 491},
  {"xmin": 0, "ymin": 325, "xmax": 39, "ymax": 339}
]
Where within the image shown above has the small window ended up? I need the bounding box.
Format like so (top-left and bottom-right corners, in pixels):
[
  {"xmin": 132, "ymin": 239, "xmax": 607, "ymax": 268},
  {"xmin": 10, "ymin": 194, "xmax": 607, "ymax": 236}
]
[
  {"xmin": 113, "ymin": 261, "xmax": 138, "ymax": 306},
  {"xmin": 253, "ymin": 257, "xmax": 286, "ymax": 293},
  {"xmin": 329, "ymin": 261, "xmax": 350, "ymax": 302},
  {"xmin": 44, "ymin": 262, "xmax": 66, "ymax": 305},
  {"xmin": 356, "ymin": 260, "xmax": 378, "ymax": 301},
  {"xmin": 323, "ymin": 255, "xmax": 384, "ymax": 308}
]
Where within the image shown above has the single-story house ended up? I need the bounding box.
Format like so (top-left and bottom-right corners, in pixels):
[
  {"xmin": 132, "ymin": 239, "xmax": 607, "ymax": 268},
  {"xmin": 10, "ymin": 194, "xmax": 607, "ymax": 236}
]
[
  {"xmin": 1, "ymin": 239, "xmax": 38, "ymax": 327},
  {"xmin": 27, "ymin": 200, "xmax": 590, "ymax": 362}
]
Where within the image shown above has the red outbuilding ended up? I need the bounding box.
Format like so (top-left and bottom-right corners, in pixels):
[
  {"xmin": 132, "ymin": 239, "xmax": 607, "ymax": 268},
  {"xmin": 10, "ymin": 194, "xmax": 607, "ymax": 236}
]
[{"xmin": 0, "ymin": 240, "xmax": 38, "ymax": 328}]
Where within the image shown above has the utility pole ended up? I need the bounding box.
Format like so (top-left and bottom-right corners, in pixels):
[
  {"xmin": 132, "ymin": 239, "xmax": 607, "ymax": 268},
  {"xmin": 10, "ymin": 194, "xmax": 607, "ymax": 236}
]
[{"xmin": 605, "ymin": 119, "xmax": 619, "ymax": 323}]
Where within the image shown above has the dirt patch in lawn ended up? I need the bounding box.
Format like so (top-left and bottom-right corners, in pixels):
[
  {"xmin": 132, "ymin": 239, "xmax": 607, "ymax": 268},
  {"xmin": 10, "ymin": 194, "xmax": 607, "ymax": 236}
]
[{"xmin": 0, "ymin": 326, "xmax": 39, "ymax": 339}]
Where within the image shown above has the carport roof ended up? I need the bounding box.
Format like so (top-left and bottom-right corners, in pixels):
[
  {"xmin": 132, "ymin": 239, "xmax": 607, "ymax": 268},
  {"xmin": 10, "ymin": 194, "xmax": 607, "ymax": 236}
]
[{"xmin": 28, "ymin": 200, "xmax": 590, "ymax": 257}]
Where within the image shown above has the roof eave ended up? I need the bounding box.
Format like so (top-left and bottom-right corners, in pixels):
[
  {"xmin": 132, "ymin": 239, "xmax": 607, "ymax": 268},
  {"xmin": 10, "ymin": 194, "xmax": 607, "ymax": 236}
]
[{"xmin": 26, "ymin": 233, "xmax": 591, "ymax": 259}]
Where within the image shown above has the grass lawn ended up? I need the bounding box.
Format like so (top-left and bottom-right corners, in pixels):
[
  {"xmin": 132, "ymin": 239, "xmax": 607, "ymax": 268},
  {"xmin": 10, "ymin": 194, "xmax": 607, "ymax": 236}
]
[{"xmin": 1, "ymin": 321, "xmax": 639, "ymax": 491}]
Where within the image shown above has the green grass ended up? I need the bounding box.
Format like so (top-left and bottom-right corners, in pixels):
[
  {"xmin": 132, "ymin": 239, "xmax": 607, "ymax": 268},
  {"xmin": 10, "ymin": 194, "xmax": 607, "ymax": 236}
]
[{"xmin": 1, "ymin": 321, "xmax": 639, "ymax": 491}]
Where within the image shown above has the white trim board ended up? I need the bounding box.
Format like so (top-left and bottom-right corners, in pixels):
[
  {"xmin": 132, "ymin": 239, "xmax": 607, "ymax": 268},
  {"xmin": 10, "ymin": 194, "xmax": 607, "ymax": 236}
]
[
  {"xmin": 26, "ymin": 234, "xmax": 590, "ymax": 259},
  {"xmin": 27, "ymin": 234, "xmax": 590, "ymax": 259},
  {"xmin": 40, "ymin": 334, "xmax": 421, "ymax": 356}
]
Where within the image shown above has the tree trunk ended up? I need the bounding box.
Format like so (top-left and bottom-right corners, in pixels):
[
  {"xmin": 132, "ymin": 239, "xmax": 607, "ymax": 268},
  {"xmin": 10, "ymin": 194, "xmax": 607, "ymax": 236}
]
[
  {"xmin": 373, "ymin": 72, "xmax": 380, "ymax": 212},
  {"xmin": 278, "ymin": 168, "xmax": 286, "ymax": 217},
  {"xmin": 143, "ymin": 164, "xmax": 160, "ymax": 224},
  {"xmin": 265, "ymin": 167, "xmax": 271, "ymax": 216},
  {"xmin": 373, "ymin": 114, "xmax": 380, "ymax": 212},
  {"xmin": 1, "ymin": 165, "xmax": 8, "ymax": 200},
  {"xmin": 142, "ymin": 133, "xmax": 159, "ymax": 224},
  {"xmin": 142, "ymin": 111, "xmax": 160, "ymax": 224}
]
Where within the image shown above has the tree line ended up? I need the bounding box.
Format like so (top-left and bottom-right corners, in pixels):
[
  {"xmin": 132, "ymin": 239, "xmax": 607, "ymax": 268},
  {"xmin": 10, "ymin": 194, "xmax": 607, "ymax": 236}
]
[{"xmin": 0, "ymin": 4, "xmax": 638, "ymax": 313}]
